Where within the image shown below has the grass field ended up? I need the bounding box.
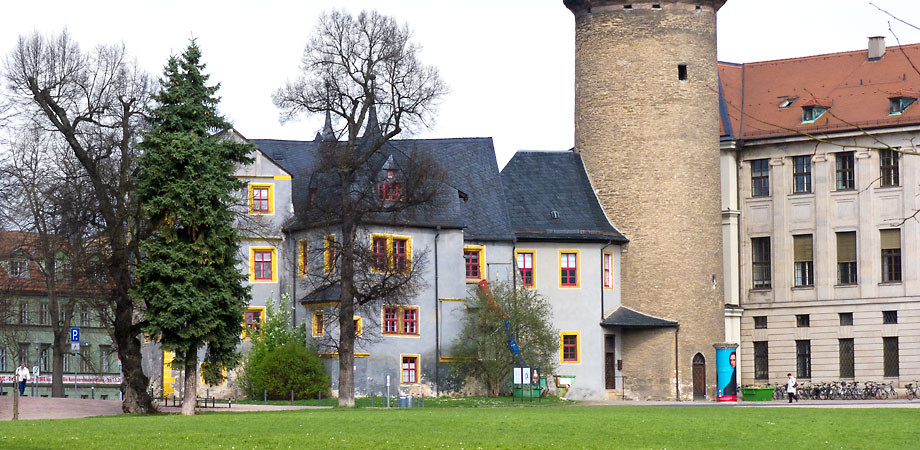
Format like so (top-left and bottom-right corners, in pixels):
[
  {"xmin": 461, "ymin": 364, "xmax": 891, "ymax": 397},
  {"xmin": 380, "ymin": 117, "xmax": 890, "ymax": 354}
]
[
  {"xmin": 1, "ymin": 405, "xmax": 918, "ymax": 449},
  {"xmin": 235, "ymin": 395, "xmax": 569, "ymax": 408}
]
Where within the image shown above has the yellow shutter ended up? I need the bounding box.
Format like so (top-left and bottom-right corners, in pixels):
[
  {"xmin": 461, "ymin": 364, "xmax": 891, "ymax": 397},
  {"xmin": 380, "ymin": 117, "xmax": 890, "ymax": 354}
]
[
  {"xmin": 880, "ymin": 229, "xmax": 901, "ymax": 250},
  {"xmin": 793, "ymin": 235, "xmax": 813, "ymax": 262},
  {"xmin": 836, "ymin": 232, "xmax": 857, "ymax": 262}
]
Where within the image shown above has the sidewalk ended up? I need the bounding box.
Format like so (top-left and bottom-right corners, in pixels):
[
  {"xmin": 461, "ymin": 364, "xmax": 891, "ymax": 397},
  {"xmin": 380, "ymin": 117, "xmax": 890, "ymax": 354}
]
[{"xmin": 1, "ymin": 395, "xmax": 327, "ymax": 421}]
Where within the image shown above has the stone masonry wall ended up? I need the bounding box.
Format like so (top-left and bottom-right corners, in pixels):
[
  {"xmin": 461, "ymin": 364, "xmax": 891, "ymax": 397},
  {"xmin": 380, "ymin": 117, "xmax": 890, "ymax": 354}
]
[{"xmin": 567, "ymin": 1, "xmax": 726, "ymax": 400}]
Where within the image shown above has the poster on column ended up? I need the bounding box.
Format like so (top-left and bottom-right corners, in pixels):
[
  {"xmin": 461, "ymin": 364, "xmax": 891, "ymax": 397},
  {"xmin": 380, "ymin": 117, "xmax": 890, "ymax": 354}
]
[{"xmin": 716, "ymin": 348, "xmax": 737, "ymax": 402}]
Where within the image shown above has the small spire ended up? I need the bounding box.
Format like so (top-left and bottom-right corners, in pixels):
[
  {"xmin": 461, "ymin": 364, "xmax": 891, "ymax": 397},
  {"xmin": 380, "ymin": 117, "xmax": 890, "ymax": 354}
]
[
  {"xmin": 321, "ymin": 110, "xmax": 335, "ymax": 142},
  {"xmin": 363, "ymin": 74, "xmax": 382, "ymax": 140}
]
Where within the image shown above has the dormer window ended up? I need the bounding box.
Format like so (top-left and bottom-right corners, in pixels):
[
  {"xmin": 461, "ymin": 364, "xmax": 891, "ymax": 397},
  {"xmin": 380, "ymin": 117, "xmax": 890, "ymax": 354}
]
[
  {"xmin": 889, "ymin": 97, "xmax": 915, "ymax": 115},
  {"xmin": 378, "ymin": 169, "xmax": 402, "ymax": 202},
  {"xmin": 802, "ymin": 106, "xmax": 827, "ymax": 123},
  {"xmin": 9, "ymin": 258, "xmax": 28, "ymax": 278},
  {"xmin": 779, "ymin": 96, "xmax": 798, "ymax": 108}
]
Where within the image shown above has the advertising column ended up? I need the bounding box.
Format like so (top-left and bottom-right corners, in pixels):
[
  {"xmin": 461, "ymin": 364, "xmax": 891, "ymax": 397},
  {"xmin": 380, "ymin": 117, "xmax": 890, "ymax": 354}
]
[{"xmin": 713, "ymin": 343, "xmax": 739, "ymax": 402}]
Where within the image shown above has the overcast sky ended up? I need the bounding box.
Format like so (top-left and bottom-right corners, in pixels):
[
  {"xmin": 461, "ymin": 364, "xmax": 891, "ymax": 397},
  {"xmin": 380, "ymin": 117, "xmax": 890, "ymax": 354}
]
[{"xmin": 2, "ymin": 1, "xmax": 920, "ymax": 167}]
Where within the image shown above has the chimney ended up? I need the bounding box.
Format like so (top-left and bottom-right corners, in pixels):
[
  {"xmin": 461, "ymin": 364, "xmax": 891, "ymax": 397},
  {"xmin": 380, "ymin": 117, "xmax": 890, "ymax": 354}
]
[{"xmin": 868, "ymin": 36, "xmax": 886, "ymax": 60}]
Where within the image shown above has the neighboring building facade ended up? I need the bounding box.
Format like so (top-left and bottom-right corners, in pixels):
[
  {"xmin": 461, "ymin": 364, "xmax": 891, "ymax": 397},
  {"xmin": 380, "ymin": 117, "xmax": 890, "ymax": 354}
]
[
  {"xmin": 0, "ymin": 232, "xmax": 121, "ymax": 399},
  {"xmin": 720, "ymin": 38, "xmax": 920, "ymax": 387}
]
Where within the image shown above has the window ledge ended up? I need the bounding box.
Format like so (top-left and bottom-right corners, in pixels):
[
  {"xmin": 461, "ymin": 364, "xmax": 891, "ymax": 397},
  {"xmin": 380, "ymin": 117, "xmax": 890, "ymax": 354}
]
[
  {"xmin": 834, "ymin": 283, "xmax": 858, "ymax": 288},
  {"xmin": 831, "ymin": 189, "xmax": 856, "ymax": 195},
  {"xmin": 879, "ymin": 281, "xmax": 903, "ymax": 286},
  {"xmin": 791, "ymin": 286, "xmax": 814, "ymax": 290},
  {"xmin": 749, "ymin": 288, "xmax": 772, "ymax": 292},
  {"xmin": 788, "ymin": 192, "xmax": 814, "ymax": 197},
  {"xmin": 875, "ymin": 185, "xmax": 902, "ymax": 190}
]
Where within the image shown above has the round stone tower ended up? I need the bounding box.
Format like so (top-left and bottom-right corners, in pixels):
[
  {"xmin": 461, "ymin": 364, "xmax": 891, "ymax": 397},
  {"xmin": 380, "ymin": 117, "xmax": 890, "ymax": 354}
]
[{"xmin": 564, "ymin": 0, "xmax": 726, "ymax": 400}]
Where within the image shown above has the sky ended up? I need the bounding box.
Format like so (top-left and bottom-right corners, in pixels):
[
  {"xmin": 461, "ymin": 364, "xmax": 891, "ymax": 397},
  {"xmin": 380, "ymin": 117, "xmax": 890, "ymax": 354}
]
[{"xmin": 2, "ymin": 1, "xmax": 920, "ymax": 168}]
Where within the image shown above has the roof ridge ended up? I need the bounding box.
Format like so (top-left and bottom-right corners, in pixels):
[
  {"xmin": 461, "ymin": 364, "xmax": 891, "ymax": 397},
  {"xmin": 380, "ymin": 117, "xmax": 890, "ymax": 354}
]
[{"xmin": 725, "ymin": 42, "xmax": 920, "ymax": 67}]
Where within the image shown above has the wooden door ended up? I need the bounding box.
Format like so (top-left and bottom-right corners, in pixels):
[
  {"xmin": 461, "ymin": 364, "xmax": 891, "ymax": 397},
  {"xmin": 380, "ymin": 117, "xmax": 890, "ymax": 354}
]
[
  {"xmin": 605, "ymin": 335, "xmax": 616, "ymax": 389},
  {"xmin": 692, "ymin": 353, "xmax": 706, "ymax": 400}
]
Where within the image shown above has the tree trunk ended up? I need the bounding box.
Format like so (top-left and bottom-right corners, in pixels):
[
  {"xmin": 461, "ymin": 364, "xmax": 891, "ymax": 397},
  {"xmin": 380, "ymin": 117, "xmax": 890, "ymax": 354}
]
[
  {"xmin": 337, "ymin": 206, "xmax": 357, "ymax": 407},
  {"xmin": 12, "ymin": 382, "xmax": 19, "ymax": 420},
  {"xmin": 113, "ymin": 286, "xmax": 153, "ymax": 414},
  {"xmin": 182, "ymin": 357, "xmax": 197, "ymax": 416},
  {"xmin": 51, "ymin": 336, "xmax": 64, "ymax": 398}
]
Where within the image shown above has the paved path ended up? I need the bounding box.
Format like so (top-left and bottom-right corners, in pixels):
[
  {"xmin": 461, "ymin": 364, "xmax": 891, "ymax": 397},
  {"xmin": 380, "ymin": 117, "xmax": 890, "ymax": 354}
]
[{"xmin": 1, "ymin": 395, "xmax": 327, "ymax": 421}]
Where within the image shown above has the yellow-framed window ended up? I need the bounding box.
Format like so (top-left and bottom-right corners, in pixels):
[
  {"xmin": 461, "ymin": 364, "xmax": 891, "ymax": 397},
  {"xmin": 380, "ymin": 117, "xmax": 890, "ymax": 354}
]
[
  {"xmin": 464, "ymin": 245, "xmax": 485, "ymax": 280},
  {"xmin": 382, "ymin": 305, "xmax": 420, "ymax": 336},
  {"xmin": 353, "ymin": 316, "xmax": 362, "ymax": 336},
  {"xmin": 248, "ymin": 183, "xmax": 274, "ymax": 215},
  {"xmin": 371, "ymin": 234, "xmax": 413, "ymax": 273},
  {"xmin": 324, "ymin": 235, "xmax": 336, "ymax": 274},
  {"xmin": 515, "ymin": 250, "xmax": 535, "ymax": 288},
  {"xmin": 401, "ymin": 354, "xmax": 420, "ymax": 384},
  {"xmin": 312, "ymin": 310, "xmax": 324, "ymax": 337},
  {"xmin": 298, "ymin": 240, "xmax": 308, "ymax": 277},
  {"xmin": 559, "ymin": 250, "xmax": 580, "ymax": 288},
  {"xmin": 560, "ymin": 331, "xmax": 581, "ymax": 364},
  {"xmin": 249, "ymin": 247, "xmax": 277, "ymax": 283},
  {"xmin": 242, "ymin": 306, "xmax": 265, "ymax": 339},
  {"xmin": 603, "ymin": 252, "xmax": 613, "ymax": 289}
]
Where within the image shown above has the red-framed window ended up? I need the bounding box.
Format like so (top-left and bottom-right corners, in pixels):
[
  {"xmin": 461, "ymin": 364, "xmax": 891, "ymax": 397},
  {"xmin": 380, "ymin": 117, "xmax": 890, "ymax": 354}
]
[
  {"xmin": 561, "ymin": 252, "xmax": 577, "ymax": 286},
  {"xmin": 251, "ymin": 187, "xmax": 270, "ymax": 213},
  {"xmin": 562, "ymin": 334, "xmax": 578, "ymax": 362},
  {"xmin": 603, "ymin": 253, "xmax": 612, "ymax": 288},
  {"xmin": 383, "ymin": 307, "xmax": 399, "ymax": 334},
  {"xmin": 382, "ymin": 306, "xmax": 419, "ymax": 336},
  {"xmin": 378, "ymin": 182, "xmax": 401, "ymax": 201},
  {"xmin": 402, "ymin": 307, "xmax": 418, "ymax": 335},
  {"xmin": 254, "ymin": 251, "xmax": 273, "ymax": 280},
  {"xmin": 373, "ymin": 237, "xmax": 388, "ymax": 271},
  {"xmin": 464, "ymin": 249, "xmax": 481, "ymax": 279},
  {"xmin": 244, "ymin": 310, "xmax": 262, "ymax": 334},
  {"xmin": 517, "ymin": 251, "xmax": 534, "ymax": 287},
  {"xmin": 401, "ymin": 355, "xmax": 418, "ymax": 383},
  {"xmin": 393, "ymin": 238, "xmax": 408, "ymax": 272}
]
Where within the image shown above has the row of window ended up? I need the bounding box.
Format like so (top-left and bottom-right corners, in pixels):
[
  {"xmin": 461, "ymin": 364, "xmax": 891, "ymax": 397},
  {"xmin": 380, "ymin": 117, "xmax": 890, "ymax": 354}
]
[
  {"xmin": 750, "ymin": 149, "xmax": 900, "ymax": 197},
  {"xmin": 506, "ymin": 250, "xmax": 613, "ymax": 289},
  {"xmin": 4, "ymin": 303, "xmax": 98, "ymax": 327},
  {"xmin": 309, "ymin": 307, "xmax": 421, "ymax": 338},
  {"xmin": 792, "ymin": 97, "xmax": 914, "ymax": 123},
  {"xmin": 753, "ymin": 337, "xmax": 901, "ymax": 380},
  {"xmin": 754, "ymin": 311, "xmax": 898, "ymax": 329},
  {"xmin": 751, "ymin": 229, "xmax": 901, "ymax": 289},
  {"xmin": 2, "ymin": 258, "xmax": 75, "ymax": 280},
  {"xmin": 1, "ymin": 345, "xmax": 116, "ymax": 373}
]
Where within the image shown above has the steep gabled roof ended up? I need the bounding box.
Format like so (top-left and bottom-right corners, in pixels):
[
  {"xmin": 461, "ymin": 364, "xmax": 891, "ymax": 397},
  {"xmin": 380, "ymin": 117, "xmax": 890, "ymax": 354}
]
[
  {"xmin": 719, "ymin": 42, "xmax": 920, "ymax": 141},
  {"xmin": 250, "ymin": 137, "xmax": 515, "ymax": 241},
  {"xmin": 500, "ymin": 150, "xmax": 626, "ymax": 243}
]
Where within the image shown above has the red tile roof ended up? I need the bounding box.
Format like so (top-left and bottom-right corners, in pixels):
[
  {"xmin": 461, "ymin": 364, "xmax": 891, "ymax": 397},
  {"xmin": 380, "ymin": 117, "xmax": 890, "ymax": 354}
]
[
  {"xmin": 0, "ymin": 231, "xmax": 108, "ymax": 296},
  {"xmin": 719, "ymin": 43, "xmax": 920, "ymax": 140}
]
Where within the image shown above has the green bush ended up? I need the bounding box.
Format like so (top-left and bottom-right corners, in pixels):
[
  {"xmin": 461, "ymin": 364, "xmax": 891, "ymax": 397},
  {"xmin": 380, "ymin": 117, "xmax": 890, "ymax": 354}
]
[
  {"xmin": 245, "ymin": 343, "xmax": 328, "ymax": 400},
  {"xmin": 239, "ymin": 296, "xmax": 329, "ymax": 399}
]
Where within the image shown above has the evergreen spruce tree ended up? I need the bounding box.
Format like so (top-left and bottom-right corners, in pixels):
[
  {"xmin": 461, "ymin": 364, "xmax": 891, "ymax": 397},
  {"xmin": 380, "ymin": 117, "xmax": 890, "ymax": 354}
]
[{"xmin": 135, "ymin": 41, "xmax": 253, "ymax": 415}]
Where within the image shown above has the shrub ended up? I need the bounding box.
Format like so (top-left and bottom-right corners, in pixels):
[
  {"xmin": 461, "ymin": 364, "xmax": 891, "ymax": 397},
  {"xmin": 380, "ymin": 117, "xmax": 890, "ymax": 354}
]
[{"xmin": 239, "ymin": 296, "xmax": 329, "ymax": 399}]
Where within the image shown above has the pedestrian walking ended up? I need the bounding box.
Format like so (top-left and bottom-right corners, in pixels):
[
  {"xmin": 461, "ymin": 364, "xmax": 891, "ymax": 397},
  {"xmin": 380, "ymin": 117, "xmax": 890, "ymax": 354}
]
[
  {"xmin": 786, "ymin": 373, "xmax": 798, "ymax": 403},
  {"xmin": 15, "ymin": 362, "xmax": 31, "ymax": 396}
]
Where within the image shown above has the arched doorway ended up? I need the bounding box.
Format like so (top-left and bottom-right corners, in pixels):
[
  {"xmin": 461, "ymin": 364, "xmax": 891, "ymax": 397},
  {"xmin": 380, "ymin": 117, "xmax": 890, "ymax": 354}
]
[{"xmin": 692, "ymin": 353, "xmax": 706, "ymax": 400}]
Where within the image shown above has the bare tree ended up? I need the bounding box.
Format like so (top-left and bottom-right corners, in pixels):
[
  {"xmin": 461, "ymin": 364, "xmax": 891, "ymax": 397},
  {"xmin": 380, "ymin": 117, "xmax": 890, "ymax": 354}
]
[
  {"xmin": 3, "ymin": 30, "xmax": 155, "ymax": 413},
  {"xmin": 273, "ymin": 10, "xmax": 447, "ymax": 406}
]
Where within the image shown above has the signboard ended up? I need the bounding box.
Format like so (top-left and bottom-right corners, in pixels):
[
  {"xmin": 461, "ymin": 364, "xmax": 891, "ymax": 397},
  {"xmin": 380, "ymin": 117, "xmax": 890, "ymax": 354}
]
[
  {"xmin": 521, "ymin": 367, "xmax": 531, "ymax": 385},
  {"xmin": 715, "ymin": 345, "xmax": 738, "ymax": 402},
  {"xmin": 70, "ymin": 327, "xmax": 80, "ymax": 342},
  {"xmin": 32, "ymin": 366, "xmax": 40, "ymax": 377},
  {"xmin": 71, "ymin": 342, "xmax": 81, "ymax": 352},
  {"xmin": 0, "ymin": 374, "xmax": 122, "ymax": 385},
  {"xmin": 512, "ymin": 367, "xmax": 523, "ymax": 385}
]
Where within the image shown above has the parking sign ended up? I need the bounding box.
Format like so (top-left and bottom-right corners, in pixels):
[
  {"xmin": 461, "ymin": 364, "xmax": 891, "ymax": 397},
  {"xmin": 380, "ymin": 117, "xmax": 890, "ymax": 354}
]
[{"xmin": 71, "ymin": 327, "xmax": 80, "ymax": 342}]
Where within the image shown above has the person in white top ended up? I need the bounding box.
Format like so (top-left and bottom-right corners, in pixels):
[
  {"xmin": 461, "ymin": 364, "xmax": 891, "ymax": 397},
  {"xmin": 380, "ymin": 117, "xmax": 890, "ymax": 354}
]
[
  {"xmin": 786, "ymin": 372, "xmax": 798, "ymax": 403},
  {"xmin": 15, "ymin": 362, "xmax": 31, "ymax": 396}
]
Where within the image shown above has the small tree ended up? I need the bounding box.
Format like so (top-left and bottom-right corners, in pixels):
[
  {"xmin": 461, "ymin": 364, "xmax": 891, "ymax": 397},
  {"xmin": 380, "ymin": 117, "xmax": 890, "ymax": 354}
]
[
  {"xmin": 239, "ymin": 297, "xmax": 327, "ymax": 400},
  {"xmin": 134, "ymin": 41, "xmax": 252, "ymax": 415},
  {"xmin": 452, "ymin": 282, "xmax": 558, "ymax": 396}
]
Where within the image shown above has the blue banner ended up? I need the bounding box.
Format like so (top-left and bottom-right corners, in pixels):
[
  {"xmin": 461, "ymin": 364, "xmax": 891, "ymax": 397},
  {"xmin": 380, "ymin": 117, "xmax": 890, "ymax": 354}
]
[{"xmin": 716, "ymin": 348, "xmax": 737, "ymax": 402}]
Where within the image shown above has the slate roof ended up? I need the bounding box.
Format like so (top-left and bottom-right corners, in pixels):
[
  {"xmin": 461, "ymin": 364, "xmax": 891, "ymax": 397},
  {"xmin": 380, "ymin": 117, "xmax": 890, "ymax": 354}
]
[
  {"xmin": 719, "ymin": 41, "xmax": 920, "ymax": 140},
  {"xmin": 250, "ymin": 137, "xmax": 514, "ymax": 241},
  {"xmin": 600, "ymin": 306, "xmax": 679, "ymax": 328},
  {"xmin": 500, "ymin": 150, "xmax": 627, "ymax": 243}
]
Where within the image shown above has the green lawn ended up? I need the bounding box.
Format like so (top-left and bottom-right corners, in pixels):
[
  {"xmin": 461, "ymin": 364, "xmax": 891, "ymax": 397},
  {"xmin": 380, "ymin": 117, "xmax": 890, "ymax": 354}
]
[
  {"xmin": 235, "ymin": 395, "xmax": 569, "ymax": 408},
  {"xmin": 1, "ymin": 405, "xmax": 918, "ymax": 449}
]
